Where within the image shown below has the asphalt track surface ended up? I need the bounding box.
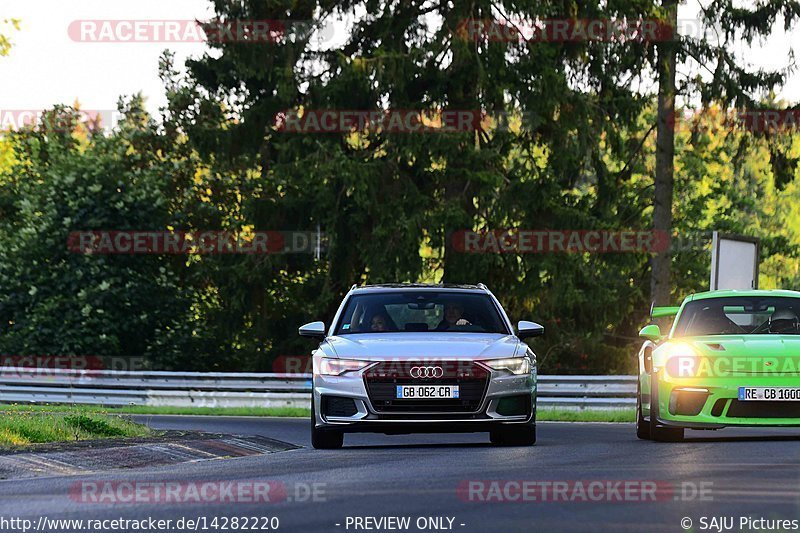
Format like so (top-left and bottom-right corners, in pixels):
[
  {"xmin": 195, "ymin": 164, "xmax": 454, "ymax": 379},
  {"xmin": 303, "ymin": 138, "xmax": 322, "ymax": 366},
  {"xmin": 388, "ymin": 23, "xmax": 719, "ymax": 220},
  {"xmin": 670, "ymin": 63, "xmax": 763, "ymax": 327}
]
[{"xmin": 1, "ymin": 416, "xmax": 800, "ymax": 532}]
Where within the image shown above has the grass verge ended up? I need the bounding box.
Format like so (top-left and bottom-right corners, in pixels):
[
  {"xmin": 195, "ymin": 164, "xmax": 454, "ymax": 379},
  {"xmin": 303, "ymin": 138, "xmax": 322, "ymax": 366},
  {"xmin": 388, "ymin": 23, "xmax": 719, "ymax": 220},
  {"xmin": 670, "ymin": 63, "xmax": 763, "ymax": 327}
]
[
  {"xmin": 537, "ymin": 408, "xmax": 635, "ymax": 423},
  {"xmin": 0, "ymin": 404, "xmax": 634, "ymax": 423},
  {"xmin": 0, "ymin": 404, "xmax": 308, "ymax": 418},
  {"xmin": 0, "ymin": 407, "xmax": 152, "ymax": 447}
]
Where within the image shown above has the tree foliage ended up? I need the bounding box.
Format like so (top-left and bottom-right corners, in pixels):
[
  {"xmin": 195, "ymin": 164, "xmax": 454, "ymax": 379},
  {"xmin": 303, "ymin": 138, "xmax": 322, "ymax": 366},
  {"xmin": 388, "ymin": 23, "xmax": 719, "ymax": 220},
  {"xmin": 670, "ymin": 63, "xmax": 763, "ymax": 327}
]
[{"xmin": 0, "ymin": 3, "xmax": 798, "ymax": 373}]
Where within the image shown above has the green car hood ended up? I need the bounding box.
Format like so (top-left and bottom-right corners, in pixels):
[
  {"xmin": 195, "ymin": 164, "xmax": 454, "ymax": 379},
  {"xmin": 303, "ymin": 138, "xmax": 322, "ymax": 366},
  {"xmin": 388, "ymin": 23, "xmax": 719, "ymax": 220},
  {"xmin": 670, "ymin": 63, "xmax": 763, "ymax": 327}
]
[
  {"xmin": 662, "ymin": 335, "xmax": 800, "ymax": 376},
  {"xmin": 681, "ymin": 335, "xmax": 800, "ymax": 357}
]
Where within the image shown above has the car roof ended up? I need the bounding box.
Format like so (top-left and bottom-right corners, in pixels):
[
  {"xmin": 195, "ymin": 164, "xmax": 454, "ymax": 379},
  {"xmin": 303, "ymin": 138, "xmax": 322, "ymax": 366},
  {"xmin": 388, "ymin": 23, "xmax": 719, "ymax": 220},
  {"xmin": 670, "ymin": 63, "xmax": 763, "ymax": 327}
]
[
  {"xmin": 350, "ymin": 283, "xmax": 488, "ymax": 293},
  {"xmin": 684, "ymin": 289, "xmax": 800, "ymax": 303}
]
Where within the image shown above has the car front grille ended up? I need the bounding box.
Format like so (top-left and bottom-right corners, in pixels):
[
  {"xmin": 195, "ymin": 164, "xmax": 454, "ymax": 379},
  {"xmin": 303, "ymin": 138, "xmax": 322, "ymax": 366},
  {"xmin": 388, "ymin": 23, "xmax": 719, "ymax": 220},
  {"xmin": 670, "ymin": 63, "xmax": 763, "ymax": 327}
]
[
  {"xmin": 364, "ymin": 360, "xmax": 489, "ymax": 413},
  {"xmin": 726, "ymin": 400, "xmax": 800, "ymax": 418}
]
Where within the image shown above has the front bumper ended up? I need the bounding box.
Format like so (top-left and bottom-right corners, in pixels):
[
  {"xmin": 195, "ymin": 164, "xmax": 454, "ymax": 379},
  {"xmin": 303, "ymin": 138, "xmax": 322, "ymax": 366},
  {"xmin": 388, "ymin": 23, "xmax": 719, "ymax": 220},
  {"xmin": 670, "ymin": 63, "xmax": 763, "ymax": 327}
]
[
  {"xmin": 648, "ymin": 370, "xmax": 800, "ymax": 428},
  {"xmin": 313, "ymin": 362, "xmax": 536, "ymax": 433}
]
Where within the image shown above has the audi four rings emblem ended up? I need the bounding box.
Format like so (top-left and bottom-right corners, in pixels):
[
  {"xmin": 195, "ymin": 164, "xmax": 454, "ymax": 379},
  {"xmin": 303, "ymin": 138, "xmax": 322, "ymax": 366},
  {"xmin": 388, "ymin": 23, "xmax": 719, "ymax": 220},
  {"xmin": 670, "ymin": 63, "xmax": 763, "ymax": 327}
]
[{"xmin": 410, "ymin": 366, "xmax": 444, "ymax": 378}]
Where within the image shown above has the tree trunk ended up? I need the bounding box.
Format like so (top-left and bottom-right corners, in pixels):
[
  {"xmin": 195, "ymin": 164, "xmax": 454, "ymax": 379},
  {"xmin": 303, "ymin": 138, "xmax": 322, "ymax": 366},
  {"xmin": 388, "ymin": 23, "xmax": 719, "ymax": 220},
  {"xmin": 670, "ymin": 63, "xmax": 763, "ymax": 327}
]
[
  {"xmin": 441, "ymin": 4, "xmax": 483, "ymax": 284},
  {"xmin": 651, "ymin": 0, "xmax": 678, "ymax": 306}
]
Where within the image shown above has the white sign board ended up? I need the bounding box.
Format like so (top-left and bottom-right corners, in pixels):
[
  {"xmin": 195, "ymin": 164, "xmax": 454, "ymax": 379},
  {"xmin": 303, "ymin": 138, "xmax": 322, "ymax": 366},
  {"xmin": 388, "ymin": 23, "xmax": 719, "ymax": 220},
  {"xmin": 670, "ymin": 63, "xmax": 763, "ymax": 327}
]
[{"xmin": 710, "ymin": 232, "xmax": 759, "ymax": 290}]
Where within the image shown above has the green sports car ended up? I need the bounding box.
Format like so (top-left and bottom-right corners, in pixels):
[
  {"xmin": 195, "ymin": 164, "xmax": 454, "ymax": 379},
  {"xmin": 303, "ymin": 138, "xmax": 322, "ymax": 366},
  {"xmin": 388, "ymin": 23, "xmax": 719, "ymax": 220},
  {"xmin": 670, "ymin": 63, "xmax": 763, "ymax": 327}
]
[{"xmin": 637, "ymin": 289, "xmax": 800, "ymax": 441}]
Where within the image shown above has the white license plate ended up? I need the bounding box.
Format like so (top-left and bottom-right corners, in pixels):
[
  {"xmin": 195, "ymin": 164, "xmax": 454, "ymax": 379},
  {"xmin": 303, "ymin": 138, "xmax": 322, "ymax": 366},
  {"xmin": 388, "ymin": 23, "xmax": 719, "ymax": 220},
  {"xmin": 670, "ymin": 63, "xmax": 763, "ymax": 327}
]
[
  {"xmin": 396, "ymin": 385, "xmax": 459, "ymax": 399},
  {"xmin": 738, "ymin": 387, "xmax": 800, "ymax": 401}
]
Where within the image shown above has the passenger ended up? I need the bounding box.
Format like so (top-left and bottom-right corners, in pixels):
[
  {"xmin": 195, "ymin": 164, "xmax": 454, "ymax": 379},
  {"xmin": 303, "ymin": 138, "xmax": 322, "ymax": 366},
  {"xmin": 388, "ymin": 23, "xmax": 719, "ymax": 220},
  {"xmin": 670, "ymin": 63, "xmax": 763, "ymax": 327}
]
[{"xmin": 369, "ymin": 311, "xmax": 392, "ymax": 332}]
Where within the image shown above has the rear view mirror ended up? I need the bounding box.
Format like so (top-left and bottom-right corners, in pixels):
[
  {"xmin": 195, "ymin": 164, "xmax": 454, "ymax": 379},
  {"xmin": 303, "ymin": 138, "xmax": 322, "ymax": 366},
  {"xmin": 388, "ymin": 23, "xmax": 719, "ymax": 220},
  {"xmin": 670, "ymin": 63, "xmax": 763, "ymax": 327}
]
[
  {"xmin": 299, "ymin": 321, "xmax": 326, "ymax": 339},
  {"xmin": 517, "ymin": 320, "xmax": 544, "ymax": 339},
  {"xmin": 639, "ymin": 324, "xmax": 662, "ymax": 342}
]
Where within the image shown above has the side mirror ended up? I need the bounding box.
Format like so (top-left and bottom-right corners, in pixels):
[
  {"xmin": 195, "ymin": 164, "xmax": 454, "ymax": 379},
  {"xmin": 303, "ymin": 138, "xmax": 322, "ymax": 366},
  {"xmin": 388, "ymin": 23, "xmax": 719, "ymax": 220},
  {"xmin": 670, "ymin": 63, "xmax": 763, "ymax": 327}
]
[
  {"xmin": 639, "ymin": 324, "xmax": 663, "ymax": 343},
  {"xmin": 299, "ymin": 321, "xmax": 326, "ymax": 339},
  {"xmin": 517, "ymin": 320, "xmax": 544, "ymax": 339}
]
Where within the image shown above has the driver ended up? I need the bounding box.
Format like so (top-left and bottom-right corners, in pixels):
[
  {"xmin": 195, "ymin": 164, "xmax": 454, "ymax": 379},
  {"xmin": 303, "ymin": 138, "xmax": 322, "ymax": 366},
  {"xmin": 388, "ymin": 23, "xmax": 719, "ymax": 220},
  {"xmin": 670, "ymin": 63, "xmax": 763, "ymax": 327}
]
[
  {"xmin": 769, "ymin": 309, "xmax": 800, "ymax": 334},
  {"xmin": 436, "ymin": 301, "xmax": 472, "ymax": 330}
]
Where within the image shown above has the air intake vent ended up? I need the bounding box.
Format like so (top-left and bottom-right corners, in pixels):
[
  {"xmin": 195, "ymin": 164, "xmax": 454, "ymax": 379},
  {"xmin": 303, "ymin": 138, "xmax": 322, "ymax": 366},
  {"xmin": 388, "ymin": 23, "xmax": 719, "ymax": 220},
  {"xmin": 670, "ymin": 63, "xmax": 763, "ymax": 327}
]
[
  {"xmin": 727, "ymin": 401, "xmax": 800, "ymax": 418},
  {"xmin": 496, "ymin": 395, "xmax": 530, "ymax": 416},
  {"xmin": 710, "ymin": 399, "xmax": 727, "ymax": 417},
  {"xmin": 669, "ymin": 390, "xmax": 708, "ymax": 416},
  {"xmin": 322, "ymin": 396, "xmax": 358, "ymax": 417}
]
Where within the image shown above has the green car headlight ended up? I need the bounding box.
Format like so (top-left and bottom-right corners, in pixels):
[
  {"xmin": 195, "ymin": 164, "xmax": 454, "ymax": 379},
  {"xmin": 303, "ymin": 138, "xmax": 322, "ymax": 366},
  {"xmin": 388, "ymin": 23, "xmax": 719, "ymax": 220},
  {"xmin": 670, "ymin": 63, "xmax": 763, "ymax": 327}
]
[
  {"xmin": 662, "ymin": 342, "xmax": 706, "ymax": 378},
  {"xmin": 481, "ymin": 357, "xmax": 531, "ymax": 375}
]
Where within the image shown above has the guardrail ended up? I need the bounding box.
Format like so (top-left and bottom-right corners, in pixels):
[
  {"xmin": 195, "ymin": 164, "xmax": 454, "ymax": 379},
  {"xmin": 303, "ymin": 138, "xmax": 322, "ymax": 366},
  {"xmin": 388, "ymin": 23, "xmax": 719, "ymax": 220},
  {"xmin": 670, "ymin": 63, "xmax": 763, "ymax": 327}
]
[{"xmin": 0, "ymin": 368, "xmax": 636, "ymax": 410}]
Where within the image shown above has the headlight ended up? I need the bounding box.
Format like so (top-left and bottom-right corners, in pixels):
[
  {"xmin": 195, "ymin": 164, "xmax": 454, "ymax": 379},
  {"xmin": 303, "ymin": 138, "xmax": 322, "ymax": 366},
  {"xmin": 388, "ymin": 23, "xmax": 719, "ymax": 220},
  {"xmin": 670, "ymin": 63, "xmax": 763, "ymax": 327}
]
[
  {"xmin": 314, "ymin": 357, "xmax": 372, "ymax": 376},
  {"xmin": 662, "ymin": 342, "xmax": 704, "ymax": 378},
  {"xmin": 481, "ymin": 357, "xmax": 531, "ymax": 375}
]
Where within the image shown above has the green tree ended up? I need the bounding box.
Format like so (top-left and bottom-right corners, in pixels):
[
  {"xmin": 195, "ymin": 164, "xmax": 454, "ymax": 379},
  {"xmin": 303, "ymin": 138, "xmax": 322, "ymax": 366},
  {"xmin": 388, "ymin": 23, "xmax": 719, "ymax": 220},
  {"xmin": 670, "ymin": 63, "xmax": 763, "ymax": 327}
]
[
  {"xmin": 650, "ymin": 0, "xmax": 800, "ymax": 304},
  {"xmin": 163, "ymin": 0, "xmax": 671, "ymax": 370},
  {"xmin": 0, "ymin": 101, "xmax": 202, "ymax": 364}
]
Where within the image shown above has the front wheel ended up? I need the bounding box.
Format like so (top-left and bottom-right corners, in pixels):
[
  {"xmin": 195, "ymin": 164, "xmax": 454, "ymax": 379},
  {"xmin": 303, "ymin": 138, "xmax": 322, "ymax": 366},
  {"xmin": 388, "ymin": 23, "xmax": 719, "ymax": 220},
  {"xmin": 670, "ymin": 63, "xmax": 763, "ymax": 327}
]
[{"xmin": 649, "ymin": 373, "xmax": 684, "ymax": 442}]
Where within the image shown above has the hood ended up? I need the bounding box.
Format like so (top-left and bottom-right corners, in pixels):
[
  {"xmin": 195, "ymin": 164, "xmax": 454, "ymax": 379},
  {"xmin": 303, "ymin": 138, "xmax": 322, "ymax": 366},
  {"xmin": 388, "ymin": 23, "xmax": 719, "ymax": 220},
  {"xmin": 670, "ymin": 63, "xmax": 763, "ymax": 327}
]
[
  {"xmin": 321, "ymin": 332, "xmax": 520, "ymax": 361},
  {"xmin": 684, "ymin": 335, "xmax": 800, "ymax": 358},
  {"xmin": 662, "ymin": 335, "xmax": 800, "ymax": 376}
]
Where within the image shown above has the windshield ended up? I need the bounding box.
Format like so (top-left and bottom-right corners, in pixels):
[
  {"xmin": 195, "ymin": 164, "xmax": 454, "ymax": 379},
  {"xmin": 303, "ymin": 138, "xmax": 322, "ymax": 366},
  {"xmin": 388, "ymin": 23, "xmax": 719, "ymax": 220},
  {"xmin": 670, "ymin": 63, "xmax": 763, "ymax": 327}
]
[
  {"xmin": 334, "ymin": 291, "xmax": 509, "ymax": 335},
  {"xmin": 673, "ymin": 297, "xmax": 800, "ymax": 337}
]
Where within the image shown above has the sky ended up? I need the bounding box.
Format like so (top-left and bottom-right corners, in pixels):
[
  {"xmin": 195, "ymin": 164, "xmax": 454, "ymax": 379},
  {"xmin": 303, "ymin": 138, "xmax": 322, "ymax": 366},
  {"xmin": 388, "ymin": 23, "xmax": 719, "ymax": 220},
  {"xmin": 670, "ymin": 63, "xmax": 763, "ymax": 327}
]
[
  {"xmin": 0, "ymin": 0, "xmax": 213, "ymax": 117},
  {"xmin": 0, "ymin": 0, "xmax": 798, "ymax": 121}
]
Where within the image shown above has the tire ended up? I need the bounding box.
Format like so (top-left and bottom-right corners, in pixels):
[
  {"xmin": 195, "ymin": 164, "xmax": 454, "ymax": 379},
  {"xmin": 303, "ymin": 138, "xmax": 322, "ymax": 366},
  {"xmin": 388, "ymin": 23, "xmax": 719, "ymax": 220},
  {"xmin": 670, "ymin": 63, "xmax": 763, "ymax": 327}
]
[
  {"xmin": 636, "ymin": 381, "xmax": 651, "ymax": 440},
  {"xmin": 311, "ymin": 397, "xmax": 343, "ymax": 449},
  {"xmin": 649, "ymin": 373, "xmax": 684, "ymax": 442},
  {"xmin": 490, "ymin": 422, "xmax": 536, "ymax": 446}
]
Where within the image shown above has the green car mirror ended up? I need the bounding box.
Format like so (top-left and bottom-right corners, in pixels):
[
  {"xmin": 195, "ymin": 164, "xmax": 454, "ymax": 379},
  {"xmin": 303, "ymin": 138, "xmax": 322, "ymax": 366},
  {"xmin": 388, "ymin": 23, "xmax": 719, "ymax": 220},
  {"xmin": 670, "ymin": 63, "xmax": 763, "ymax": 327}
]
[{"xmin": 639, "ymin": 324, "xmax": 663, "ymax": 342}]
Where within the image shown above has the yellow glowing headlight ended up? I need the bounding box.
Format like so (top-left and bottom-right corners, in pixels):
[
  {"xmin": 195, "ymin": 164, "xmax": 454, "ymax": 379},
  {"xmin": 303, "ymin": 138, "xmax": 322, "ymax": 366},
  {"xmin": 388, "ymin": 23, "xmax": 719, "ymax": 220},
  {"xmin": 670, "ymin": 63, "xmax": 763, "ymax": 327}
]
[{"xmin": 661, "ymin": 342, "xmax": 705, "ymax": 378}]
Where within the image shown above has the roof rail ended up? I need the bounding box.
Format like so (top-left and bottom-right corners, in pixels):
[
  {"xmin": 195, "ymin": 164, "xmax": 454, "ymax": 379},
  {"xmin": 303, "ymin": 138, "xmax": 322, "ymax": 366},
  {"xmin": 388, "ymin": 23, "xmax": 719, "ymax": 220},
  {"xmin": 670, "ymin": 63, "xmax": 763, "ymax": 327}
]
[
  {"xmin": 350, "ymin": 284, "xmax": 357, "ymax": 291},
  {"xmin": 477, "ymin": 283, "xmax": 488, "ymax": 290}
]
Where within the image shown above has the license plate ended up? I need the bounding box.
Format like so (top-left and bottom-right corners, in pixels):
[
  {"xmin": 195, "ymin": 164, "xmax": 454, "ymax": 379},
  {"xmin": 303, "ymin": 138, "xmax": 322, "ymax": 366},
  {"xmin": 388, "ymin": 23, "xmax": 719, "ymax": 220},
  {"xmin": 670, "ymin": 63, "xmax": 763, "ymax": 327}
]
[
  {"xmin": 738, "ymin": 387, "xmax": 800, "ymax": 401},
  {"xmin": 396, "ymin": 385, "xmax": 460, "ymax": 399}
]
